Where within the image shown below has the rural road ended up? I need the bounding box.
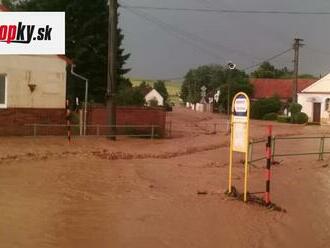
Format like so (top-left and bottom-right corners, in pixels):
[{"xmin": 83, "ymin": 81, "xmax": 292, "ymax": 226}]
[{"xmin": 1, "ymin": 107, "xmax": 330, "ymax": 248}]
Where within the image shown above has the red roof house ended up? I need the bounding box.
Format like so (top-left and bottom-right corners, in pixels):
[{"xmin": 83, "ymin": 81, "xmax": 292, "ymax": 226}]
[{"xmin": 250, "ymin": 78, "xmax": 317, "ymax": 101}]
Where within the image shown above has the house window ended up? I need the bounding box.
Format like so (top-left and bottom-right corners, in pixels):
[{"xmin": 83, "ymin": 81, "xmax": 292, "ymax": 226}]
[
  {"xmin": 326, "ymin": 98, "xmax": 330, "ymax": 111},
  {"xmin": 0, "ymin": 74, "xmax": 7, "ymax": 108}
]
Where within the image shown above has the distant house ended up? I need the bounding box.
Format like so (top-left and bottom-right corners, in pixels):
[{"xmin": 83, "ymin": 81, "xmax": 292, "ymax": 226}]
[
  {"xmin": 298, "ymin": 74, "xmax": 330, "ymax": 124},
  {"xmin": 145, "ymin": 89, "xmax": 164, "ymax": 106},
  {"xmin": 250, "ymin": 78, "xmax": 317, "ymax": 101}
]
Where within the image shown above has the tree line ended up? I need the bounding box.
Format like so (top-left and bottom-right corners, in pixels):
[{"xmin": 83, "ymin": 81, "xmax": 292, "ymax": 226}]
[
  {"xmin": 3, "ymin": 0, "xmax": 132, "ymax": 104},
  {"xmin": 2, "ymin": 1, "xmax": 316, "ymax": 111},
  {"xmin": 180, "ymin": 61, "xmax": 317, "ymax": 112}
]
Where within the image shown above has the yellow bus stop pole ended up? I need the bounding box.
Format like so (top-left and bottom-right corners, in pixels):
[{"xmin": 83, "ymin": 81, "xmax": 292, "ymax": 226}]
[
  {"xmin": 228, "ymin": 102, "xmax": 235, "ymax": 193},
  {"xmin": 243, "ymin": 96, "xmax": 251, "ymax": 202},
  {"xmin": 228, "ymin": 120, "xmax": 234, "ymax": 193},
  {"xmin": 243, "ymin": 151, "xmax": 249, "ymax": 202}
]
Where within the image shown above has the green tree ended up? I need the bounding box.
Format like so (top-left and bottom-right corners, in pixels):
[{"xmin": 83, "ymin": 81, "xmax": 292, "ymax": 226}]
[
  {"xmin": 153, "ymin": 80, "xmax": 169, "ymax": 102},
  {"xmin": 116, "ymin": 87, "xmax": 145, "ymax": 106},
  {"xmin": 299, "ymin": 74, "xmax": 317, "ymax": 79},
  {"xmin": 180, "ymin": 64, "xmax": 225, "ymax": 103},
  {"xmin": 251, "ymin": 96, "xmax": 282, "ymax": 119},
  {"xmin": 138, "ymin": 81, "xmax": 152, "ymax": 94},
  {"xmin": 219, "ymin": 68, "xmax": 254, "ymax": 113},
  {"xmin": 148, "ymin": 98, "xmax": 159, "ymax": 107},
  {"xmin": 181, "ymin": 64, "xmax": 253, "ymax": 113},
  {"xmin": 3, "ymin": 0, "xmax": 131, "ymax": 103},
  {"xmin": 251, "ymin": 62, "xmax": 293, "ymax": 79},
  {"xmin": 251, "ymin": 62, "xmax": 317, "ymax": 79}
]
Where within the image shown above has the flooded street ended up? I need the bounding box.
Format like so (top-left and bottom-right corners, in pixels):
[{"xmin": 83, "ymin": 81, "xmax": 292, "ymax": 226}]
[{"xmin": 1, "ymin": 107, "xmax": 330, "ymax": 247}]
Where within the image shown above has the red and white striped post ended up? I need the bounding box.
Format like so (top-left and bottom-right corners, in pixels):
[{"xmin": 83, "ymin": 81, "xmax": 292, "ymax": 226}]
[
  {"xmin": 265, "ymin": 125, "xmax": 272, "ymax": 205},
  {"xmin": 66, "ymin": 99, "xmax": 71, "ymax": 144}
]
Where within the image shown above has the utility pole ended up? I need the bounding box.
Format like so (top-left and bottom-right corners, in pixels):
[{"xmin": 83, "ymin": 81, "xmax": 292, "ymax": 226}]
[
  {"xmin": 292, "ymin": 38, "xmax": 304, "ymax": 103},
  {"xmin": 107, "ymin": 0, "xmax": 118, "ymax": 140}
]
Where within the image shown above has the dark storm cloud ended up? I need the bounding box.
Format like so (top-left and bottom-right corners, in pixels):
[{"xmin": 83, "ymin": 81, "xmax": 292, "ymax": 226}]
[{"xmin": 120, "ymin": 0, "xmax": 330, "ymax": 79}]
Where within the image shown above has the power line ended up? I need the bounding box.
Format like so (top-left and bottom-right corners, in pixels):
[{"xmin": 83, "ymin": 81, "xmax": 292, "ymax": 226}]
[
  {"xmin": 129, "ymin": 48, "xmax": 293, "ymax": 81},
  {"xmin": 123, "ymin": 6, "xmax": 227, "ymax": 62},
  {"xmin": 122, "ymin": 5, "xmax": 294, "ymax": 76},
  {"xmin": 305, "ymin": 46, "xmax": 330, "ymax": 56},
  {"xmin": 123, "ymin": 6, "xmax": 259, "ymax": 61},
  {"xmin": 130, "ymin": 47, "xmax": 293, "ymax": 80},
  {"xmin": 120, "ymin": 4, "xmax": 330, "ymax": 15},
  {"xmin": 243, "ymin": 48, "xmax": 292, "ymax": 71}
]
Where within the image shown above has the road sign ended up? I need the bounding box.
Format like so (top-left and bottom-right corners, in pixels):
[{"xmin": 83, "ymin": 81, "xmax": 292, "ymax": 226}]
[
  {"xmin": 200, "ymin": 85, "xmax": 207, "ymax": 103},
  {"xmin": 228, "ymin": 92, "xmax": 251, "ymax": 202},
  {"xmin": 232, "ymin": 94, "xmax": 249, "ymax": 152}
]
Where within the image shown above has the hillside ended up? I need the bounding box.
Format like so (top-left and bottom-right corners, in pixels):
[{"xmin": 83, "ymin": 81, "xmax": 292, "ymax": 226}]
[{"xmin": 131, "ymin": 79, "xmax": 182, "ymax": 97}]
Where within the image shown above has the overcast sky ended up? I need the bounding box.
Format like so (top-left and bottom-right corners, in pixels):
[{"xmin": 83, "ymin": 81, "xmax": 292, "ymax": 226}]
[{"xmin": 119, "ymin": 0, "xmax": 330, "ymax": 80}]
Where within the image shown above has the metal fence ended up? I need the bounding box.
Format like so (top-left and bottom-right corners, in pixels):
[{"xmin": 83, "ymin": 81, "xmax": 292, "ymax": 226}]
[
  {"xmin": 24, "ymin": 124, "xmax": 161, "ymax": 138},
  {"xmin": 248, "ymin": 135, "xmax": 330, "ymax": 167},
  {"xmin": 165, "ymin": 120, "xmax": 230, "ymax": 138}
]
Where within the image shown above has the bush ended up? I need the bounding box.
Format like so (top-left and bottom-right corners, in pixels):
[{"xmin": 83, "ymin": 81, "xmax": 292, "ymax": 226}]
[
  {"xmin": 263, "ymin": 112, "xmax": 278, "ymax": 120},
  {"xmin": 148, "ymin": 98, "xmax": 159, "ymax": 107},
  {"xmin": 289, "ymin": 103, "xmax": 302, "ymax": 115},
  {"xmin": 154, "ymin": 80, "xmax": 169, "ymax": 101},
  {"xmin": 277, "ymin": 115, "xmax": 290, "ymax": 123},
  {"xmin": 69, "ymin": 112, "xmax": 80, "ymax": 124},
  {"xmin": 251, "ymin": 97, "xmax": 282, "ymax": 119},
  {"xmin": 116, "ymin": 87, "xmax": 146, "ymax": 106},
  {"xmin": 164, "ymin": 102, "xmax": 173, "ymax": 112},
  {"xmin": 292, "ymin": 112, "xmax": 309, "ymax": 124}
]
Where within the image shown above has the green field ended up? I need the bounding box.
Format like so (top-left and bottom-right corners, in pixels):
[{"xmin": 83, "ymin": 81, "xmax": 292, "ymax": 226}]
[{"xmin": 131, "ymin": 79, "xmax": 182, "ymax": 97}]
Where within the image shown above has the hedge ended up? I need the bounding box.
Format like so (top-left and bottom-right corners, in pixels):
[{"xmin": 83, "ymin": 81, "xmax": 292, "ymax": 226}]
[
  {"xmin": 289, "ymin": 103, "xmax": 302, "ymax": 115},
  {"xmin": 277, "ymin": 115, "xmax": 291, "ymax": 123},
  {"xmin": 292, "ymin": 112, "xmax": 309, "ymax": 124},
  {"xmin": 263, "ymin": 112, "xmax": 278, "ymax": 121},
  {"xmin": 251, "ymin": 97, "xmax": 282, "ymax": 119}
]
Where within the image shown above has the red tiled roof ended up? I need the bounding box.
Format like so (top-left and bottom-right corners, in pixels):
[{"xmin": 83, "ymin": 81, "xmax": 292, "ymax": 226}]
[
  {"xmin": 57, "ymin": 55, "xmax": 73, "ymax": 65},
  {"xmin": 250, "ymin": 78, "xmax": 318, "ymax": 99}
]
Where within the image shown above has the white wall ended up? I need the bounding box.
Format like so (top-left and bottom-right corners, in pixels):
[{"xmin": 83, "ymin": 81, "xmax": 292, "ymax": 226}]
[
  {"xmin": 145, "ymin": 89, "xmax": 164, "ymax": 106},
  {"xmin": 0, "ymin": 55, "xmax": 67, "ymax": 109},
  {"xmin": 185, "ymin": 102, "xmax": 213, "ymax": 113},
  {"xmin": 196, "ymin": 103, "xmax": 205, "ymax": 112},
  {"xmin": 298, "ymin": 93, "xmax": 330, "ymax": 123}
]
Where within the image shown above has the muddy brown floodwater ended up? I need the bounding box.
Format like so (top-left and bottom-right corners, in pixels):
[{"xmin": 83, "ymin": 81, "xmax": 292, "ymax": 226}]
[{"xmin": 1, "ymin": 107, "xmax": 330, "ymax": 248}]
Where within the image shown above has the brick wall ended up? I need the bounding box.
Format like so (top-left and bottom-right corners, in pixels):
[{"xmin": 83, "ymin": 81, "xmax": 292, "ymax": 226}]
[
  {"xmin": 0, "ymin": 106, "xmax": 167, "ymax": 137},
  {"xmin": 0, "ymin": 108, "xmax": 66, "ymax": 136},
  {"xmin": 87, "ymin": 106, "xmax": 167, "ymax": 137}
]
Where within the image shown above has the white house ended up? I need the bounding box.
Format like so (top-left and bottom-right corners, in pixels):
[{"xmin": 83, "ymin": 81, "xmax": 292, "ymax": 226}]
[
  {"xmin": 298, "ymin": 73, "xmax": 330, "ymax": 124},
  {"xmin": 145, "ymin": 89, "xmax": 164, "ymax": 106}
]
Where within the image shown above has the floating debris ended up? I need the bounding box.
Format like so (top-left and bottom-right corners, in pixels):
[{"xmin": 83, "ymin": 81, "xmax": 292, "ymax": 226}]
[
  {"xmin": 224, "ymin": 186, "xmax": 286, "ymax": 213},
  {"xmin": 197, "ymin": 190, "xmax": 208, "ymax": 195}
]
